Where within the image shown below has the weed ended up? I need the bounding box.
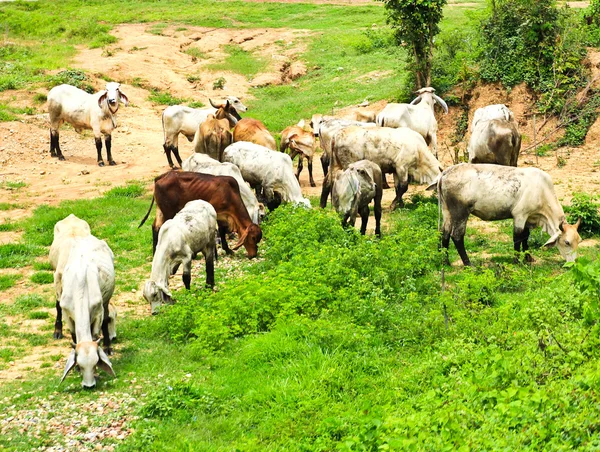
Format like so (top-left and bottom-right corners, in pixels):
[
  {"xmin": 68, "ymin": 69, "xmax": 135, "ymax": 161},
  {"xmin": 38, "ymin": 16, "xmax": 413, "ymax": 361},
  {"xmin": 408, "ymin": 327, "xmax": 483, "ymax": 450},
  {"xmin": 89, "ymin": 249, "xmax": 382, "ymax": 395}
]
[
  {"xmin": 147, "ymin": 23, "xmax": 168, "ymax": 36},
  {"xmin": 0, "ymin": 180, "xmax": 27, "ymax": 190},
  {"xmin": 186, "ymin": 74, "xmax": 201, "ymax": 83},
  {"xmin": 148, "ymin": 89, "xmax": 188, "ymax": 106},
  {"xmin": 47, "ymin": 69, "xmax": 94, "ymax": 93},
  {"xmin": 0, "ymin": 222, "xmax": 17, "ymax": 232},
  {"xmin": 184, "ymin": 48, "xmax": 206, "ymax": 60},
  {"xmin": 30, "ymin": 272, "xmax": 54, "ymax": 285},
  {"xmin": 131, "ymin": 77, "xmax": 148, "ymax": 89},
  {"xmin": 32, "ymin": 262, "xmax": 53, "ymax": 271},
  {"xmin": 28, "ymin": 311, "xmax": 50, "ymax": 320},
  {"xmin": 565, "ymin": 193, "xmax": 600, "ymax": 237},
  {"xmin": 33, "ymin": 93, "xmax": 47, "ymax": 104},
  {"xmin": 0, "ymin": 274, "xmax": 20, "ymax": 291},
  {"xmin": 212, "ymin": 77, "xmax": 226, "ymax": 90}
]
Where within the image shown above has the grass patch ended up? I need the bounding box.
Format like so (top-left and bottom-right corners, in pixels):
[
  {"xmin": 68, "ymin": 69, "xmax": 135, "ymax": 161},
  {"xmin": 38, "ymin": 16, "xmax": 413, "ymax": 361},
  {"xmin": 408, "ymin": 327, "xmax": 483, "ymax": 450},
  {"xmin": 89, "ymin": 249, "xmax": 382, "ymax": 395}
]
[
  {"xmin": 0, "ymin": 274, "xmax": 20, "ymax": 291},
  {"xmin": 148, "ymin": 89, "xmax": 189, "ymax": 106},
  {"xmin": 32, "ymin": 261, "xmax": 53, "ymax": 271},
  {"xmin": 0, "ymin": 203, "xmax": 24, "ymax": 211},
  {"xmin": 27, "ymin": 311, "xmax": 50, "ymax": 320},
  {"xmin": 0, "ymin": 180, "xmax": 27, "ymax": 191},
  {"xmin": 30, "ymin": 272, "xmax": 54, "ymax": 285},
  {"xmin": 208, "ymin": 45, "xmax": 268, "ymax": 80},
  {"xmin": 184, "ymin": 47, "xmax": 206, "ymax": 60},
  {"xmin": 0, "ymin": 103, "xmax": 35, "ymax": 121},
  {"xmin": 187, "ymin": 101, "xmax": 205, "ymax": 108},
  {"xmin": 0, "ymin": 222, "xmax": 17, "ymax": 232},
  {"xmin": 0, "ymin": 243, "xmax": 45, "ymax": 269}
]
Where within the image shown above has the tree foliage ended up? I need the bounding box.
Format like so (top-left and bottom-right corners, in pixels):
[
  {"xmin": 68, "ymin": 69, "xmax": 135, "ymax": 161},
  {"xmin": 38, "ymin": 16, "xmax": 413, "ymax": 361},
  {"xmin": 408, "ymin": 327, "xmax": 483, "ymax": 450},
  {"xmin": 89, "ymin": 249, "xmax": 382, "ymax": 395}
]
[{"xmin": 379, "ymin": 0, "xmax": 448, "ymax": 88}]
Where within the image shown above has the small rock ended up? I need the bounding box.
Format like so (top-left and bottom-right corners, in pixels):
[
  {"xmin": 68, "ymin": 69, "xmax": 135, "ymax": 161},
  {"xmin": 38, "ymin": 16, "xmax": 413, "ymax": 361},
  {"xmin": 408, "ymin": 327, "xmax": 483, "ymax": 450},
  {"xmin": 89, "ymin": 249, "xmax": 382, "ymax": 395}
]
[
  {"xmin": 40, "ymin": 171, "xmax": 46, "ymax": 175},
  {"xmin": 131, "ymin": 288, "xmax": 137, "ymax": 293}
]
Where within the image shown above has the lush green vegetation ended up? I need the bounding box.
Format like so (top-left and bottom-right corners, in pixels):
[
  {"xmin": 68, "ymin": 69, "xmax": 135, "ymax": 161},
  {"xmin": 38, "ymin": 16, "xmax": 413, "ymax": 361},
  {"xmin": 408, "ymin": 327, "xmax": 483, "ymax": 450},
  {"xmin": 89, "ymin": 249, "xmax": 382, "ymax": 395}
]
[
  {"xmin": 1, "ymin": 186, "xmax": 599, "ymax": 449},
  {"xmin": 208, "ymin": 45, "xmax": 268, "ymax": 80}
]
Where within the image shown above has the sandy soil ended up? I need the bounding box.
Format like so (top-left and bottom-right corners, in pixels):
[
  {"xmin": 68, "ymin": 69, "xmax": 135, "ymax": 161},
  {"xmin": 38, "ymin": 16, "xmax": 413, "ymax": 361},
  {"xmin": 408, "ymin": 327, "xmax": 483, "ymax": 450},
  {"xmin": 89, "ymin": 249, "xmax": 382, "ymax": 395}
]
[{"xmin": 1, "ymin": 26, "xmax": 600, "ymax": 380}]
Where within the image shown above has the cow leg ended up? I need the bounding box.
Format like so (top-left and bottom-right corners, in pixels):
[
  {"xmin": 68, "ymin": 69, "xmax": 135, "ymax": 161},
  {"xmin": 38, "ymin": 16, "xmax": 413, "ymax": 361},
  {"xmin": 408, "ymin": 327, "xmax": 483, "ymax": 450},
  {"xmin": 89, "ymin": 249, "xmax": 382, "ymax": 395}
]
[
  {"xmin": 101, "ymin": 304, "xmax": 113, "ymax": 355},
  {"xmin": 163, "ymin": 144, "xmax": 176, "ymax": 168},
  {"xmin": 296, "ymin": 156, "xmax": 303, "ymax": 181},
  {"xmin": 152, "ymin": 225, "xmax": 159, "ymax": 255},
  {"xmin": 308, "ymin": 156, "xmax": 316, "ymax": 187},
  {"xmin": 95, "ymin": 137, "xmax": 105, "ymax": 167},
  {"xmin": 172, "ymin": 146, "xmax": 183, "ymax": 168},
  {"xmin": 219, "ymin": 224, "xmax": 234, "ymax": 255},
  {"xmin": 390, "ymin": 171, "xmax": 409, "ymax": 210},
  {"xmin": 450, "ymin": 220, "xmax": 471, "ymax": 266},
  {"xmin": 359, "ymin": 205, "xmax": 370, "ymax": 235},
  {"xmin": 50, "ymin": 129, "xmax": 65, "ymax": 161},
  {"xmin": 374, "ymin": 195, "xmax": 382, "ymax": 238},
  {"xmin": 320, "ymin": 173, "xmax": 332, "ymax": 208},
  {"xmin": 182, "ymin": 260, "xmax": 192, "ymax": 290},
  {"xmin": 204, "ymin": 248, "xmax": 215, "ymax": 288},
  {"xmin": 53, "ymin": 300, "xmax": 63, "ymax": 339},
  {"xmin": 320, "ymin": 152, "xmax": 330, "ymax": 179},
  {"xmin": 514, "ymin": 226, "xmax": 533, "ymax": 263},
  {"xmin": 105, "ymin": 135, "xmax": 116, "ymax": 166}
]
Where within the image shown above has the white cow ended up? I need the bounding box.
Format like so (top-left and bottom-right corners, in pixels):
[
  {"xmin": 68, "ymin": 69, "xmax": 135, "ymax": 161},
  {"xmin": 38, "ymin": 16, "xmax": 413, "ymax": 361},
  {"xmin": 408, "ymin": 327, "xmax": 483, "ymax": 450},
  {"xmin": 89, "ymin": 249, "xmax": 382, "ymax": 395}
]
[
  {"xmin": 223, "ymin": 141, "xmax": 311, "ymax": 210},
  {"xmin": 143, "ymin": 200, "xmax": 217, "ymax": 315},
  {"xmin": 58, "ymin": 234, "xmax": 116, "ymax": 388},
  {"xmin": 376, "ymin": 87, "xmax": 448, "ymax": 157},
  {"xmin": 433, "ymin": 163, "xmax": 582, "ymax": 266},
  {"xmin": 471, "ymin": 104, "xmax": 515, "ymax": 131},
  {"xmin": 182, "ymin": 153, "xmax": 265, "ymax": 223},
  {"xmin": 47, "ymin": 82, "xmax": 129, "ymax": 166}
]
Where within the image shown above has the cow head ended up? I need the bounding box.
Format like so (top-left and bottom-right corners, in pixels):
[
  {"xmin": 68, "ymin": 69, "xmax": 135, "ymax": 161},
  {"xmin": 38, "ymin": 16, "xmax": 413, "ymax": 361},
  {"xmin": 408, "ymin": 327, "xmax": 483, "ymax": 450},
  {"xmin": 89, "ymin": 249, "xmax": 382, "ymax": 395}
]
[
  {"xmin": 210, "ymin": 99, "xmax": 240, "ymax": 127},
  {"xmin": 543, "ymin": 218, "xmax": 582, "ymax": 262},
  {"xmin": 232, "ymin": 223, "xmax": 263, "ymax": 259},
  {"xmin": 310, "ymin": 114, "xmax": 324, "ymax": 136},
  {"xmin": 98, "ymin": 82, "xmax": 129, "ymax": 114},
  {"xmin": 410, "ymin": 87, "xmax": 448, "ymax": 114},
  {"xmin": 226, "ymin": 96, "xmax": 248, "ymax": 113},
  {"xmin": 288, "ymin": 134, "xmax": 316, "ymax": 160},
  {"xmin": 61, "ymin": 340, "xmax": 115, "ymax": 388},
  {"xmin": 143, "ymin": 280, "xmax": 173, "ymax": 314},
  {"xmin": 333, "ymin": 168, "xmax": 361, "ymax": 225}
]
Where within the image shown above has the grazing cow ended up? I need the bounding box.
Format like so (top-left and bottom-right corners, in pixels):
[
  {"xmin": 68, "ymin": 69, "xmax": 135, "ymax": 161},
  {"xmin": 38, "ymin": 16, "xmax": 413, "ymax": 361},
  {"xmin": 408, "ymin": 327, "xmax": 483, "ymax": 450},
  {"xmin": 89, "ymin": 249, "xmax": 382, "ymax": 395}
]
[
  {"xmin": 471, "ymin": 104, "xmax": 515, "ymax": 131},
  {"xmin": 139, "ymin": 171, "xmax": 262, "ymax": 258},
  {"xmin": 143, "ymin": 200, "xmax": 217, "ymax": 314},
  {"xmin": 233, "ymin": 118, "xmax": 277, "ymax": 150},
  {"xmin": 376, "ymin": 87, "xmax": 448, "ymax": 157},
  {"xmin": 280, "ymin": 125, "xmax": 317, "ymax": 187},
  {"xmin": 468, "ymin": 119, "xmax": 521, "ymax": 166},
  {"xmin": 47, "ymin": 82, "xmax": 129, "ymax": 166},
  {"xmin": 318, "ymin": 118, "xmax": 377, "ymax": 178},
  {"xmin": 332, "ymin": 160, "xmax": 383, "ymax": 236},
  {"xmin": 162, "ymin": 97, "xmax": 245, "ymax": 168},
  {"xmin": 433, "ymin": 163, "xmax": 582, "ymax": 266},
  {"xmin": 223, "ymin": 141, "xmax": 311, "ymax": 210},
  {"xmin": 194, "ymin": 114, "xmax": 232, "ymax": 162},
  {"xmin": 182, "ymin": 153, "xmax": 264, "ymax": 223},
  {"xmin": 55, "ymin": 232, "xmax": 116, "ymax": 388},
  {"xmin": 321, "ymin": 126, "xmax": 441, "ymax": 210}
]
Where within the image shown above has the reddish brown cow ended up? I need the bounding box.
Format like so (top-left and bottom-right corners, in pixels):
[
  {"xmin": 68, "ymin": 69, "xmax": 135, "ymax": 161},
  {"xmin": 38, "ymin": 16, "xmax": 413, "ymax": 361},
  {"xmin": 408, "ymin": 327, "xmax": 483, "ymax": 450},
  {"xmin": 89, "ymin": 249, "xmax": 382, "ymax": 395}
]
[
  {"xmin": 139, "ymin": 171, "xmax": 262, "ymax": 258},
  {"xmin": 233, "ymin": 118, "xmax": 277, "ymax": 150}
]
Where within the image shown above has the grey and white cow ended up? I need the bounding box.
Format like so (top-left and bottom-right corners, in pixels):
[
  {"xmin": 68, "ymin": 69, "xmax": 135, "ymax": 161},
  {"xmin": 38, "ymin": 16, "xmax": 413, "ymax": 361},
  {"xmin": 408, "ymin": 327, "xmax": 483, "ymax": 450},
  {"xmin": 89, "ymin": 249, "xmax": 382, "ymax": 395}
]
[
  {"xmin": 332, "ymin": 160, "xmax": 383, "ymax": 236},
  {"xmin": 47, "ymin": 82, "xmax": 129, "ymax": 166},
  {"xmin": 432, "ymin": 163, "xmax": 581, "ymax": 266}
]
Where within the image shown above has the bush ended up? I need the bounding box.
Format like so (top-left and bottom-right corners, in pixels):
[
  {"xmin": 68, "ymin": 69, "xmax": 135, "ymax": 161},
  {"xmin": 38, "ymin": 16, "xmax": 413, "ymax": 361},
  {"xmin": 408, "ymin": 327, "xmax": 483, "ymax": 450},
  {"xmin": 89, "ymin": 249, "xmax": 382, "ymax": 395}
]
[
  {"xmin": 565, "ymin": 193, "xmax": 600, "ymax": 237},
  {"xmin": 47, "ymin": 69, "xmax": 94, "ymax": 93}
]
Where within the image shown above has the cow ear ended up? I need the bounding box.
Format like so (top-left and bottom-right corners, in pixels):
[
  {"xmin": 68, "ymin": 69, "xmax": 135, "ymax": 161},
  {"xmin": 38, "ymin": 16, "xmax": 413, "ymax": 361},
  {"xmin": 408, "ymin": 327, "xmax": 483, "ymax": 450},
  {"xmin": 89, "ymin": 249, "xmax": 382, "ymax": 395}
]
[
  {"xmin": 61, "ymin": 350, "xmax": 77, "ymax": 383},
  {"xmin": 97, "ymin": 347, "xmax": 116, "ymax": 377},
  {"xmin": 232, "ymin": 228, "xmax": 250, "ymax": 250},
  {"xmin": 98, "ymin": 91, "xmax": 108, "ymax": 108},
  {"xmin": 119, "ymin": 91, "xmax": 129, "ymax": 106},
  {"xmin": 543, "ymin": 231, "xmax": 561, "ymax": 248},
  {"xmin": 575, "ymin": 218, "xmax": 582, "ymax": 230}
]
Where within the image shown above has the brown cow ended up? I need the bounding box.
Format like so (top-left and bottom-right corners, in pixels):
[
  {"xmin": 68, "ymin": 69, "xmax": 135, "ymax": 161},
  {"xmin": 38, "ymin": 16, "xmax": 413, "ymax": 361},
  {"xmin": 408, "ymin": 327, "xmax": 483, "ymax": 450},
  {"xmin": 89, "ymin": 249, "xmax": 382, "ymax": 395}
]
[
  {"xmin": 139, "ymin": 171, "xmax": 262, "ymax": 258},
  {"xmin": 280, "ymin": 125, "xmax": 317, "ymax": 187},
  {"xmin": 233, "ymin": 118, "xmax": 277, "ymax": 150},
  {"xmin": 194, "ymin": 114, "xmax": 232, "ymax": 161}
]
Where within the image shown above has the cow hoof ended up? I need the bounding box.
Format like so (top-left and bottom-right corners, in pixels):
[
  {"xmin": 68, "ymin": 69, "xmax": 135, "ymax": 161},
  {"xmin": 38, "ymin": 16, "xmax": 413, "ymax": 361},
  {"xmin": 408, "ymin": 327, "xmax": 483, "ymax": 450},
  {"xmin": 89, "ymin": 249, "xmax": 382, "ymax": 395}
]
[
  {"xmin": 525, "ymin": 254, "xmax": 535, "ymax": 263},
  {"xmin": 98, "ymin": 161, "xmax": 105, "ymax": 167},
  {"xmin": 109, "ymin": 160, "xmax": 117, "ymax": 166},
  {"xmin": 104, "ymin": 347, "xmax": 113, "ymax": 356},
  {"xmin": 53, "ymin": 331, "xmax": 63, "ymax": 340},
  {"xmin": 310, "ymin": 182, "xmax": 316, "ymax": 188},
  {"xmin": 50, "ymin": 152, "xmax": 57, "ymax": 158},
  {"xmin": 58, "ymin": 155, "xmax": 65, "ymax": 161}
]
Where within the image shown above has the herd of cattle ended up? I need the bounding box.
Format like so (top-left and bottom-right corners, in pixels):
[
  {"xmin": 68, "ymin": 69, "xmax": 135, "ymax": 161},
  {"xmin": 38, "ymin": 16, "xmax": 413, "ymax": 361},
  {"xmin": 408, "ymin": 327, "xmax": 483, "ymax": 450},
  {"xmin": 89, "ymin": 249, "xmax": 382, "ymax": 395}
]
[{"xmin": 44, "ymin": 81, "xmax": 582, "ymax": 387}]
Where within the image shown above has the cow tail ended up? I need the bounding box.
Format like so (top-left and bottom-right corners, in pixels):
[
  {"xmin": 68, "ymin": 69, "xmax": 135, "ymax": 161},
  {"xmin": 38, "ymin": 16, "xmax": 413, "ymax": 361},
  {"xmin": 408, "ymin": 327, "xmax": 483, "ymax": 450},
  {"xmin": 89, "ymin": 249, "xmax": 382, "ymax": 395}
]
[{"xmin": 138, "ymin": 196, "xmax": 155, "ymax": 228}]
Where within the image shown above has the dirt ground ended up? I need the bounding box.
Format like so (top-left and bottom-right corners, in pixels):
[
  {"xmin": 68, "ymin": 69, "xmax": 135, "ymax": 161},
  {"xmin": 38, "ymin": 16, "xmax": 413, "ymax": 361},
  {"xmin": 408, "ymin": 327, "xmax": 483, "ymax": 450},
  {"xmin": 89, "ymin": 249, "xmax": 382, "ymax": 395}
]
[{"xmin": 1, "ymin": 24, "xmax": 600, "ymax": 380}]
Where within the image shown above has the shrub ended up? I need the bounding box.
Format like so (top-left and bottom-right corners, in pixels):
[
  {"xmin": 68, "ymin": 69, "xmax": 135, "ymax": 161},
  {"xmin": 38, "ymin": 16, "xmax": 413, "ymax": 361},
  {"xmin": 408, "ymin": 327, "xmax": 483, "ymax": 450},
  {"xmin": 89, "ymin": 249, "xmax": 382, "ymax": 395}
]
[
  {"xmin": 47, "ymin": 69, "xmax": 94, "ymax": 93},
  {"xmin": 565, "ymin": 193, "xmax": 600, "ymax": 237},
  {"xmin": 30, "ymin": 271, "xmax": 54, "ymax": 285},
  {"xmin": 148, "ymin": 89, "xmax": 188, "ymax": 106}
]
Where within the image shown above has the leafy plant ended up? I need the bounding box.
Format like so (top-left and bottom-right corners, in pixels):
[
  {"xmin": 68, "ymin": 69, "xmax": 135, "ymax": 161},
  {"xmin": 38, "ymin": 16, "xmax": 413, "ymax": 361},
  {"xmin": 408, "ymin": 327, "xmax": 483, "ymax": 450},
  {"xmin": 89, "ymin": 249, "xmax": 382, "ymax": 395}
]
[
  {"xmin": 148, "ymin": 89, "xmax": 188, "ymax": 106},
  {"xmin": 565, "ymin": 193, "xmax": 600, "ymax": 237},
  {"xmin": 212, "ymin": 77, "xmax": 226, "ymax": 90},
  {"xmin": 47, "ymin": 69, "xmax": 94, "ymax": 93}
]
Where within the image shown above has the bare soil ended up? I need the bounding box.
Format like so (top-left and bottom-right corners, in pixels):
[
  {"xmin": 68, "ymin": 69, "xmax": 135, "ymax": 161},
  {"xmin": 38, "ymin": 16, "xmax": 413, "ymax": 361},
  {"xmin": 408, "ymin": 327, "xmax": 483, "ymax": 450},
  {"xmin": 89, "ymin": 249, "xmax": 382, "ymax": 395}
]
[{"xmin": 1, "ymin": 25, "xmax": 600, "ymax": 381}]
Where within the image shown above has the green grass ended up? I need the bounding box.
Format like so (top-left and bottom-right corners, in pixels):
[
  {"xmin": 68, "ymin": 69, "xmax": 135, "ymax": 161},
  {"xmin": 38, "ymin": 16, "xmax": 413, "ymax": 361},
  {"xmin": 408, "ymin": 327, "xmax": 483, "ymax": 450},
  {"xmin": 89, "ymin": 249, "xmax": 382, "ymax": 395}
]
[
  {"xmin": 30, "ymin": 272, "xmax": 54, "ymax": 285},
  {"xmin": 208, "ymin": 45, "xmax": 268, "ymax": 80},
  {"xmin": 148, "ymin": 89, "xmax": 189, "ymax": 106},
  {"xmin": 0, "ymin": 243, "xmax": 46, "ymax": 269},
  {"xmin": 0, "ymin": 180, "xmax": 27, "ymax": 191},
  {"xmin": 0, "ymin": 221, "xmax": 17, "ymax": 232},
  {"xmin": 184, "ymin": 47, "xmax": 206, "ymax": 60},
  {"xmin": 27, "ymin": 311, "xmax": 50, "ymax": 320},
  {"xmin": 0, "ymin": 202, "xmax": 25, "ymax": 210},
  {"xmin": 0, "ymin": 274, "xmax": 20, "ymax": 291},
  {"xmin": 32, "ymin": 261, "xmax": 53, "ymax": 271}
]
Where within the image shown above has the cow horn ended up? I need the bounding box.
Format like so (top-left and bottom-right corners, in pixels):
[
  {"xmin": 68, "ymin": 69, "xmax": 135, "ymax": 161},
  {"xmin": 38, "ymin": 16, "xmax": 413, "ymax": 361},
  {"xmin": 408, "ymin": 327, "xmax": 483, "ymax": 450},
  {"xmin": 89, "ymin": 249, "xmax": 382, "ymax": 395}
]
[
  {"xmin": 231, "ymin": 228, "xmax": 249, "ymax": 251},
  {"xmin": 61, "ymin": 350, "xmax": 77, "ymax": 383},
  {"xmin": 209, "ymin": 98, "xmax": 221, "ymax": 109},
  {"xmin": 410, "ymin": 96, "xmax": 422, "ymax": 105},
  {"xmin": 433, "ymin": 94, "xmax": 449, "ymax": 114}
]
